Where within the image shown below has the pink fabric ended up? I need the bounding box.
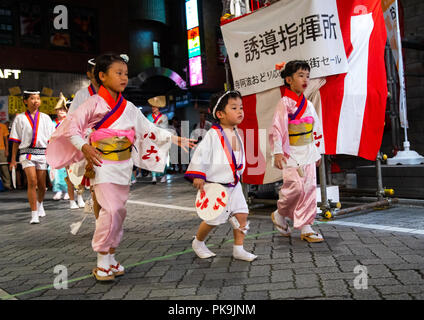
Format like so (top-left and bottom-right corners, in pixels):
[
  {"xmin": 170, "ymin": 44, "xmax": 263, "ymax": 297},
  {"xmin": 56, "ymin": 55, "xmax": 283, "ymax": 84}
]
[
  {"xmin": 90, "ymin": 128, "xmax": 135, "ymax": 144},
  {"xmin": 92, "ymin": 183, "xmax": 130, "ymax": 252},
  {"xmin": 269, "ymin": 98, "xmax": 291, "ymax": 157},
  {"xmin": 277, "ymin": 163, "xmax": 317, "ymax": 229},
  {"xmin": 46, "ymin": 96, "xmax": 110, "ymax": 169},
  {"xmin": 288, "ymin": 116, "xmax": 314, "ymax": 125}
]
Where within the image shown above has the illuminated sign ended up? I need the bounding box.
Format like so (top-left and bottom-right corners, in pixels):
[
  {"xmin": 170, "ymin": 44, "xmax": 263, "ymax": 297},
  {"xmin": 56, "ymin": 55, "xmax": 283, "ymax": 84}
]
[
  {"xmin": 189, "ymin": 56, "xmax": 203, "ymax": 86},
  {"xmin": 187, "ymin": 27, "xmax": 200, "ymax": 58},
  {"xmin": 185, "ymin": 0, "xmax": 202, "ymax": 87},
  {"xmin": 0, "ymin": 68, "xmax": 21, "ymax": 79},
  {"xmin": 185, "ymin": 0, "xmax": 199, "ymax": 30}
]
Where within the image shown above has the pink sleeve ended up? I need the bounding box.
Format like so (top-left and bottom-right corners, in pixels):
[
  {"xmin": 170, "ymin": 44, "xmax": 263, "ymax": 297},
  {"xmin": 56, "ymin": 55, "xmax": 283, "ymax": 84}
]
[
  {"xmin": 46, "ymin": 97, "xmax": 104, "ymax": 169},
  {"xmin": 269, "ymin": 98, "xmax": 290, "ymax": 156}
]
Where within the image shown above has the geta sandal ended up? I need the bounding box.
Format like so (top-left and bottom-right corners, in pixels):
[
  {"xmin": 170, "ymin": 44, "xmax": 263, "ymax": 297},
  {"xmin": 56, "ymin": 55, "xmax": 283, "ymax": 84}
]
[{"xmin": 92, "ymin": 267, "xmax": 115, "ymax": 281}]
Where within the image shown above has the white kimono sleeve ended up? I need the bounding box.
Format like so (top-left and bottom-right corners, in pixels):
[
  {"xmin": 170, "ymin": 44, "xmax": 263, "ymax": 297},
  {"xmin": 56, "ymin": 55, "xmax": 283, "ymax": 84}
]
[
  {"xmin": 132, "ymin": 109, "xmax": 173, "ymax": 172},
  {"xmin": 310, "ymin": 101, "xmax": 325, "ymax": 154},
  {"xmin": 9, "ymin": 116, "xmax": 22, "ymax": 144},
  {"xmin": 184, "ymin": 131, "xmax": 212, "ymax": 182}
]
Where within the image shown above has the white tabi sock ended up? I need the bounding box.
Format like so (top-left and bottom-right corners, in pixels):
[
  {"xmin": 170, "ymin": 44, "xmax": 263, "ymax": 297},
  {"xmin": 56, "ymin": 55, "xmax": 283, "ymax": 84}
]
[
  {"xmin": 233, "ymin": 245, "xmax": 257, "ymax": 262},
  {"xmin": 301, "ymin": 224, "xmax": 315, "ymax": 235},
  {"xmin": 97, "ymin": 253, "xmax": 110, "ymax": 270},
  {"xmin": 37, "ymin": 201, "xmax": 45, "ymax": 217},
  {"xmin": 109, "ymin": 253, "xmax": 124, "ymax": 272}
]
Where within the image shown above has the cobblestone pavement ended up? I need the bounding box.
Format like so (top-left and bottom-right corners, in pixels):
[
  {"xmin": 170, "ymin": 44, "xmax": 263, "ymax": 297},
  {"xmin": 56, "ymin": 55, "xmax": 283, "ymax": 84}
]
[{"xmin": 0, "ymin": 174, "xmax": 423, "ymax": 300}]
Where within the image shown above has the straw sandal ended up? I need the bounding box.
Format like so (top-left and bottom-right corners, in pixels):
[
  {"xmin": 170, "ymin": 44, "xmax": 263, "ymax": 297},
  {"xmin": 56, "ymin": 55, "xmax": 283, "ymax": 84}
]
[
  {"xmin": 300, "ymin": 232, "xmax": 324, "ymax": 243},
  {"xmin": 92, "ymin": 267, "xmax": 115, "ymax": 281},
  {"xmin": 110, "ymin": 263, "xmax": 125, "ymax": 277},
  {"xmin": 271, "ymin": 211, "xmax": 291, "ymax": 237}
]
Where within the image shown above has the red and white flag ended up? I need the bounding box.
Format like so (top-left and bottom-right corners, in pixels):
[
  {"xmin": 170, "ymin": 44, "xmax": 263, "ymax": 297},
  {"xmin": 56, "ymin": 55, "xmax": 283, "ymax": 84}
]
[{"xmin": 236, "ymin": 0, "xmax": 388, "ymax": 185}]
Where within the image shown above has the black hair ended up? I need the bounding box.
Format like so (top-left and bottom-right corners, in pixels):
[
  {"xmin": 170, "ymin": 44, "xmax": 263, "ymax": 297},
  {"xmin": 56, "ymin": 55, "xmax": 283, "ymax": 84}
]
[
  {"xmin": 94, "ymin": 53, "xmax": 128, "ymax": 86},
  {"xmin": 280, "ymin": 60, "xmax": 311, "ymax": 86},
  {"xmin": 209, "ymin": 90, "xmax": 242, "ymax": 122},
  {"xmin": 23, "ymin": 90, "xmax": 40, "ymax": 101}
]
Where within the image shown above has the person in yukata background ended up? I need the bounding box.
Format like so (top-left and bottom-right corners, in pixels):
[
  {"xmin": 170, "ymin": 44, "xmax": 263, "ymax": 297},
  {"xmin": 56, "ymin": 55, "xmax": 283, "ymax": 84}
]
[{"xmin": 9, "ymin": 90, "xmax": 56, "ymax": 224}]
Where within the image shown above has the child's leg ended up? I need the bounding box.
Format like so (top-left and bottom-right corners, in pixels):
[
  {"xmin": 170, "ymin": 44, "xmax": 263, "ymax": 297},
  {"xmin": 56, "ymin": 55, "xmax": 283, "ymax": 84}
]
[
  {"xmin": 24, "ymin": 166, "xmax": 38, "ymax": 211},
  {"xmin": 36, "ymin": 169, "xmax": 46, "ymax": 203},
  {"xmin": 192, "ymin": 221, "xmax": 216, "ymax": 259},
  {"xmin": 232, "ymin": 213, "xmax": 257, "ymax": 262},
  {"xmin": 195, "ymin": 221, "xmax": 215, "ymax": 241}
]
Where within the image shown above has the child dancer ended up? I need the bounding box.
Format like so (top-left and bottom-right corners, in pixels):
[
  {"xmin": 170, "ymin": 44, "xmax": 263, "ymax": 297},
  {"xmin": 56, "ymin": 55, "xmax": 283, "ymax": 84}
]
[
  {"xmin": 269, "ymin": 60, "xmax": 324, "ymax": 243},
  {"xmin": 9, "ymin": 90, "xmax": 56, "ymax": 224},
  {"xmin": 68, "ymin": 58, "xmax": 99, "ymax": 114},
  {"xmin": 147, "ymin": 96, "xmax": 168, "ymax": 184},
  {"xmin": 50, "ymin": 95, "xmax": 84, "ymax": 209},
  {"xmin": 185, "ymin": 90, "xmax": 257, "ymax": 262},
  {"xmin": 47, "ymin": 53, "xmax": 194, "ymax": 281}
]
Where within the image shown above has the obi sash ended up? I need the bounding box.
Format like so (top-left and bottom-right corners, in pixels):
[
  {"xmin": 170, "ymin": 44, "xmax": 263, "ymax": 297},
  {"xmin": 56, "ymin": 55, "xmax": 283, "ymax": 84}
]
[
  {"xmin": 90, "ymin": 129, "xmax": 135, "ymax": 162},
  {"xmin": 288, "ymin": 117, "xmax": 314, "ymax": 146},
  {"xmin": 24, "ymin": 110, "xmax": 40, "ymax": 160}
]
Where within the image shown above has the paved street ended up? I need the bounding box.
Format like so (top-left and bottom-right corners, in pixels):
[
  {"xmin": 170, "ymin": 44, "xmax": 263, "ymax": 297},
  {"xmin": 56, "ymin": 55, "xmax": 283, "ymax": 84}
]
[{"xmin": 0, "ymin": 173, "xmax": 423, "ymax": 301}]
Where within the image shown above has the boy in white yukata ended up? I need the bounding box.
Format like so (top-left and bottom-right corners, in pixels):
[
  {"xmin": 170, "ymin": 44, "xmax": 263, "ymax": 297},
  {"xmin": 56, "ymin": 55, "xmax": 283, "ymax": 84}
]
[
  {"xmin": 47, "ymin": 53, "xmax": 195, "ymax": 281},
  {"xmin": 9, "ymin": 90, "xmax": 56, "ymax": 224},
  {"xmin": 269, "ymin": 60, "xmax": 325, "ymax": 243},
  {"xmin": 185, "ymin": 90, "xmax": 257, "ymax": 262}
]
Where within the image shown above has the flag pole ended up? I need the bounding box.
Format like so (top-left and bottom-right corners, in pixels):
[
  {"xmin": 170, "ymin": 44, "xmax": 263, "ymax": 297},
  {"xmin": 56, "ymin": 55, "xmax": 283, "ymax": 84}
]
[{"xmin": 387, "ymin": 0, "xmax": 424, "ymax": 165}]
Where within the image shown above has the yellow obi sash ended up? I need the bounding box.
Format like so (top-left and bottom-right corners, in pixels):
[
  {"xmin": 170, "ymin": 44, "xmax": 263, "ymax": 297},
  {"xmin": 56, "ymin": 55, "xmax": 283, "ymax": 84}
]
[
  {"xmin": 288, "ymin": 117, "xmax": 314, "ymax": 146},
  {"xmin": 91, "ymin": 136, "xmax": 132, "ymax": 161}
]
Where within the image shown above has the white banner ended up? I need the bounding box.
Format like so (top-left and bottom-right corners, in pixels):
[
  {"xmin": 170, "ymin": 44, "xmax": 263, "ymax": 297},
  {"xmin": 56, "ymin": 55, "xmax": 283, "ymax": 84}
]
[
  {"xmin": 381, "ymin": 0, "xmax": 408, "ymax": 128},
  {"xmin": 0, "ymin": 96, "xmax": 8, "ymax": 122},
  {"xmin": 221, "ymin": 0, "xmax": 348, "ymax": 96}
]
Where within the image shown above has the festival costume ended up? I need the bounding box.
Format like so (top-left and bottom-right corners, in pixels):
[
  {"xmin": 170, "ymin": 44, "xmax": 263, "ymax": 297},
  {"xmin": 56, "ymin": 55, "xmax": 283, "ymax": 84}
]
[
  {"xmin": 49, "ymin": 118, "xmax": 68, "ymax": 195},
  {"xmin": 68, "ymin": 84, "xmax": 97, "ymax": 115},
  {"xmin": 185, "ymin": 123, "xmax": 256, "ymax": 261},
  {"xmin": 9, "ymin": 110, "xmax": 55, "ymax": 170},
  {"xmin": 191, "ymin": 119, "xmax": 213, "ymax": 142},
  {"xmin": 47, "ymin": 86, "xmax": 172, "ymax": 275},
  {"xmin": 269, "ymin": 86, "xmax": 324, "ymax": 239},
  {"xmin": 9, "ymin": 109, "xmax": 55, "ymax": 223},
  {"xmin": 147, "ymin": 111, "xmax": 169, "ymax": 181}
]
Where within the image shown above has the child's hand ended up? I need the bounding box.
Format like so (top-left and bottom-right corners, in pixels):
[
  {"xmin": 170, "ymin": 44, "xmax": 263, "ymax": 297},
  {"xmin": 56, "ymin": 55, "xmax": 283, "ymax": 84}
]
[
  {"xmin": 81, "ymin": 144, "xmax": 103, "ymax": 167},
  {"xmin": 171, "ymin": 136, "xmax": 197, "ymax": 153},
  {"xmin": 274, "ymin": 153, "xmax": 287, "ymax": 170},
  {"xmin": 193, "ymin": 178, "xmax": 205, "ymax": 191}
]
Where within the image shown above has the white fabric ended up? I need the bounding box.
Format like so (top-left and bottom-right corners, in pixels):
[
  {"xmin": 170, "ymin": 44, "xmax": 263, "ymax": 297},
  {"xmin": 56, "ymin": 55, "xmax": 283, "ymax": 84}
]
[
  {"xmin": 70, "ymin": 98, "xmax": 172, "ymax": 186},
  {"xmin": 21, "ymin": 158, "xmax": 48, "ymax": 170},
  {"xmin": 9, "ymin": 111, "xmax": 55, "ymax": 165},
  {"xmin": 336, "ymin": 14, "xmax": 373, "ymax": 155},
  {"xmin": 187, "ymin": 128, "xmax": 245, "ymax": 185},
  {"xmin": 68, "ymin": 87, "xmax": 91, "ymax": 115},
  {"xmin": 272, "ymin": 99, "xmax": 323, "ymax": 168},
  {"xmin": 205, "ymin": 182, "xmax": 248, "ymax": 226}
]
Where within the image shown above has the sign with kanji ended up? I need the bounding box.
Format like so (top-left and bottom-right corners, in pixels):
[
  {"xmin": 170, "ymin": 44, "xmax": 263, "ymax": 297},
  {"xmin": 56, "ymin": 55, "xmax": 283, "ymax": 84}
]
[
  {"xmin": 8, "ymin": 96, "xmax": 59, "ymax": 115},
  {"xmin": 221, "ymin": 0, "xmax": 348, "ymax": 95}
]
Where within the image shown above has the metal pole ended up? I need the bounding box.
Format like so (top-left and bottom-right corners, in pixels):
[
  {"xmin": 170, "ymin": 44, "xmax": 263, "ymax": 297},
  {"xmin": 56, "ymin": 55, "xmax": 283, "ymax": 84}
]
[
  {"xmin": 334, "ymin": 198, "xmax": 398, "ymax": 217},
  {"xmin": 319, "ymin": 154, "xmax": 330, "ymax": 213},
  {"xmin": 384, "ymin": 43, "xmax": 400, "ymax": 151},
  {"xmin": 376, "ymin": 151, "xmax": 385, "ymax": 200}
]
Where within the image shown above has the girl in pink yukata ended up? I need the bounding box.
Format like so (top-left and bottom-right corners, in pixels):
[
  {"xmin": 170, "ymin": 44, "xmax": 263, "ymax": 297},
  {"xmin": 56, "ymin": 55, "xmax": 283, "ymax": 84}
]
[
  {"xmin": 47, "ymin": 53, "xmax": 195, "ymax": 281},
  {"xmin": 269, "ymin": 60, "xmax": 325, "ymax": 243}
]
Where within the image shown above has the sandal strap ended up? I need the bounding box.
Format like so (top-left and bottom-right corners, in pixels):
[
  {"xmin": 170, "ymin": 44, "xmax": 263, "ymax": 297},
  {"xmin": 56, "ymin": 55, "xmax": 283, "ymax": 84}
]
[
  {"xmin": 272, "ymin": 212, "xmax": 289, "ymax": 231},
  {"xmin": 110, "ymin": 263, "xmax": 120, "ymax": 269},
  {"xmin": 97, "ymin": 267, "xmax": 111, "ymax": 273}
]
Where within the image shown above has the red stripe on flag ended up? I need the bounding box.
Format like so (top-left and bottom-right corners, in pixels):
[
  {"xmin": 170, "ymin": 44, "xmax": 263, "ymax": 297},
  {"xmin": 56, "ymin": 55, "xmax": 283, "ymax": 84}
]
[
  {"xmin": 239, "ymin": 93, "xmax": 265, "ymax": 185},
  {"xmin": 357, "ymin": 0, "xmax": 387, "ymax": 160}
]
